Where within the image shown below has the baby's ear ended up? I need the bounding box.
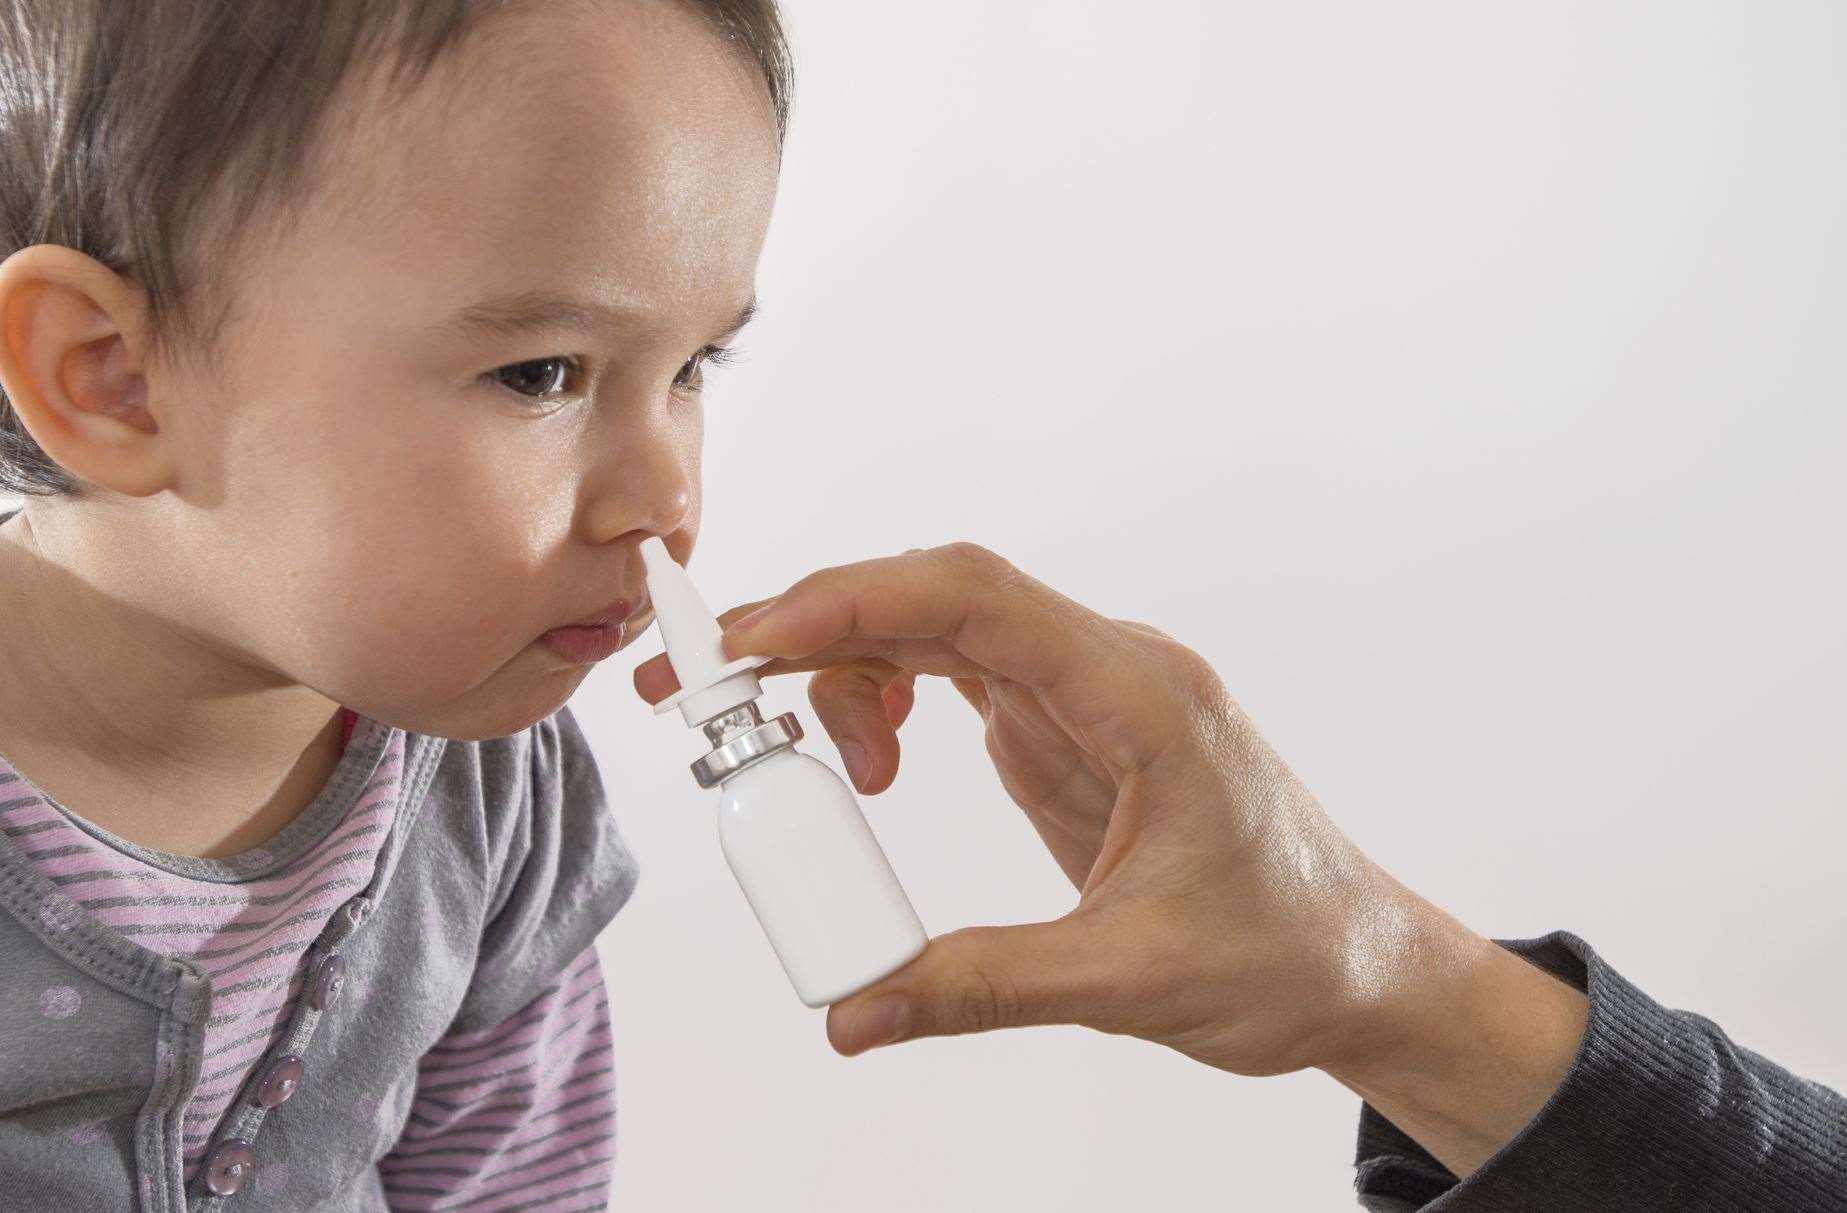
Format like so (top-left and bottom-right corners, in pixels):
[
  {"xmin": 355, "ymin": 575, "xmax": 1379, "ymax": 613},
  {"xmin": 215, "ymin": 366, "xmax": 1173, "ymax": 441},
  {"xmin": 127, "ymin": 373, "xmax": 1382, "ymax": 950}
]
[{"xmin": 0, "ymin": 243, "xmax": 170, "ymax": 497}]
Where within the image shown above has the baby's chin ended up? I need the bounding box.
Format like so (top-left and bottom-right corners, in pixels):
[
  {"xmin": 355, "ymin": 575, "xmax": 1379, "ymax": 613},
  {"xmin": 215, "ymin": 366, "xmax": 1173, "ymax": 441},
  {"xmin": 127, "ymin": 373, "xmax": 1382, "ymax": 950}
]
[
  {"xmin": 331, "ymin": 647, "xmax": 582, "ymax": 743},
  {"xmin": 320, "ymin": 608, "xmax": 659, "ymax": 741}
]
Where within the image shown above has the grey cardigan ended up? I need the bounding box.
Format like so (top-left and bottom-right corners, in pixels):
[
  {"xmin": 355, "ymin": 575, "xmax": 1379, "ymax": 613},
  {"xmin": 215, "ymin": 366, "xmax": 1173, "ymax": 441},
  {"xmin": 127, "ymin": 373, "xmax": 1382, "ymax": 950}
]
[{"xmin": 0, "ymin": 703, "xmax": 641, "ymax": 1211}]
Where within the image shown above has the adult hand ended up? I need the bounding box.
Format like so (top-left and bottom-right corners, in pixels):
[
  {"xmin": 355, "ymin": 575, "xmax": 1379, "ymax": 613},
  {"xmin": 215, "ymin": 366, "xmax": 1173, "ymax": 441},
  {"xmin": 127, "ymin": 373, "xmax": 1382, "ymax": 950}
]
[{"xmin": 631, "ymin": 542, "xmax": 1587, "ymax": 1178}]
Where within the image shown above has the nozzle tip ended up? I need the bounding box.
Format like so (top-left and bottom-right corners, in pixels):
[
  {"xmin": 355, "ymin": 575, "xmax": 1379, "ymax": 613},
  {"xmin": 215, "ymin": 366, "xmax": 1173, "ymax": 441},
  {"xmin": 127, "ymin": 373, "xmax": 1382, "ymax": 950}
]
[{"xmin": 639, "ymin": 535, "xmax": 674, "ymax": 576}]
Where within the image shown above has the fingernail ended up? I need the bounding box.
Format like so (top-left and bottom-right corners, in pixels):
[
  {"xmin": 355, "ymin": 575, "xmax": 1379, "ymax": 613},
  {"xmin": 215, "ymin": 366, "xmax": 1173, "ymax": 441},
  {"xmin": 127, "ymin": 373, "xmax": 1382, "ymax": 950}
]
[
  {"xmin": 847, "ymin": 995, "xmax": 910, "ymax": 1053},
  {"xmin": 723, "ymin": 601, "xmax": 778, "ymax": 644},
  {"xmin": 839, "ymin": 740, "xmax": 870, "ymax": 790}
]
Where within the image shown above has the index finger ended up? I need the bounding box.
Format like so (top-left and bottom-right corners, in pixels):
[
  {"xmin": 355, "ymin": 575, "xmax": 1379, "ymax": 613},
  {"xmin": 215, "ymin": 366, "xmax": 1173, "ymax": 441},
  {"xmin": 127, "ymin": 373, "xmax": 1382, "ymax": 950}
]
[
  {"xmin": 633, "ymin": 599, "xmax": 778, "ymax": 704},
  {"xmin": 717, "ymin": 543, "xmax": 1171, "ymax": 772}
]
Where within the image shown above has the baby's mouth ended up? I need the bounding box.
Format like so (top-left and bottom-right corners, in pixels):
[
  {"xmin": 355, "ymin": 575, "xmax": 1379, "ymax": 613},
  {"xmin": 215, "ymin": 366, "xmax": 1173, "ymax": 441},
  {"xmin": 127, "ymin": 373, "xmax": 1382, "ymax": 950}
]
[{"xmin": 617, "ymin": 607, "xmax": 654, "ymax": 648}]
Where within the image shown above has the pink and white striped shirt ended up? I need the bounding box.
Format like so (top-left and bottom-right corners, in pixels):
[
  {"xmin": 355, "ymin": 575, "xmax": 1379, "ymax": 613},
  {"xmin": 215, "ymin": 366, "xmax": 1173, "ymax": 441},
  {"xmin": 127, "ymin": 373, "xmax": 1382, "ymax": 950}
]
[{"xmin": 0, "ymin": 707, "xmax": 618, "ymax": 1209}]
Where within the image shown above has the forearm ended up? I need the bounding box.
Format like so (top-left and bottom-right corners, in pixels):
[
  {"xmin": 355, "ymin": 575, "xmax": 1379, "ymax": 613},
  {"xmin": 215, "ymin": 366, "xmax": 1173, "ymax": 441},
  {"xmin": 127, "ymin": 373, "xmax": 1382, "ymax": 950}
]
[
  {"xmin": 1325, "ymin": 884, "xmax": 1847, "ymax": 1210},
  {"xmin": 1319, "ymin": 881, "xmax": 1589, "ymax": 1179}
]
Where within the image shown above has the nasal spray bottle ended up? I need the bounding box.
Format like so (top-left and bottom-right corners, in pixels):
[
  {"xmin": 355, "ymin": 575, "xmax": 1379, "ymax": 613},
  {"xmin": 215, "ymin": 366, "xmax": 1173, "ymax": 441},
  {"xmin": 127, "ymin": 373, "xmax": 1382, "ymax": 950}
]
[{"xmin": 640, "ymin": 538, "xmax": 928, "ymax": 1007}]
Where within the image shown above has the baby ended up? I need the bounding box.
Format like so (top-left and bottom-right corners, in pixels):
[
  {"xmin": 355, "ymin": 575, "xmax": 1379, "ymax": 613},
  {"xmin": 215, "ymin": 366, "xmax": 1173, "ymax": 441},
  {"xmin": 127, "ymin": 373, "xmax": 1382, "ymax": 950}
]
[{"xmin": 0, "ymin": 0, "xmax": 788, "ymax": 1207}]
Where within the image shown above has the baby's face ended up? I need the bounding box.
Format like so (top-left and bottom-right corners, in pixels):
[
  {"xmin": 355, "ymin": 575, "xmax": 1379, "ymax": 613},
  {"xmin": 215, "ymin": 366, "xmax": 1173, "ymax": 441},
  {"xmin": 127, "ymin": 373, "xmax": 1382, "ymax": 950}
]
[{"xmin": 153, "ymin": 1, "xmax": 778, "ymax": 738}]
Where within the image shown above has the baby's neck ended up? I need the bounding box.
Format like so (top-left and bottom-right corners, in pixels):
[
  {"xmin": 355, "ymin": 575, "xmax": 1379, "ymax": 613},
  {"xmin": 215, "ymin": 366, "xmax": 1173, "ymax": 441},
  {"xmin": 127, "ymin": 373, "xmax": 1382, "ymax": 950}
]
[
  {"xmin": 0, "ymin": 708, "xmax": 349, "ymax": 858},
  {"xmin": 0, "ymin": 505, "xmax": 347, "ymax": 858}
]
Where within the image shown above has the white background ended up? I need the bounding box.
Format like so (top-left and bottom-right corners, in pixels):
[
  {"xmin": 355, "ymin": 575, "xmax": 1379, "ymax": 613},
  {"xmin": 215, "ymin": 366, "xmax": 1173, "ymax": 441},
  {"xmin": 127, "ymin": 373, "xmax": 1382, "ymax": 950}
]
[
  {"xmin": 583, "ymin": 2, "xmax": 1847, "ymax": 1209},
  {"xmin": 14, "ymin": 1, "xmax": 1844, "ymax": 1209}
]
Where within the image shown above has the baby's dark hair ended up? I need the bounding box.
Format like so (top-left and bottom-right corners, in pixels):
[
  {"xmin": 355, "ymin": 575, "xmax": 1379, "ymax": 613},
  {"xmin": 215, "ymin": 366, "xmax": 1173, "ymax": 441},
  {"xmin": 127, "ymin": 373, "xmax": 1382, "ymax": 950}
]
[{"xmin": 0, "ymin": 0, "xmax": 792, "ymax": 498}]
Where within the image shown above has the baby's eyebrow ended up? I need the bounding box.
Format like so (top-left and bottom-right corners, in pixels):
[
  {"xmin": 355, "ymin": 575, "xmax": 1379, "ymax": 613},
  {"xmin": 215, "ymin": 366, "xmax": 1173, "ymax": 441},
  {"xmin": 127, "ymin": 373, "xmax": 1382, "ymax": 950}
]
[{"xmin": 435, "ymin": 290, "xmax": 758, "ymax": 344}]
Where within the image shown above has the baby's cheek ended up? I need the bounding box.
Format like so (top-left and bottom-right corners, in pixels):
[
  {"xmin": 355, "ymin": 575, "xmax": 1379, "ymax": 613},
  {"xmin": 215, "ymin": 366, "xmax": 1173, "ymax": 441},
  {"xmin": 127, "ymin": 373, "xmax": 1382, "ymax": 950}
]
[
  {"xmin": 252, "ymin": 517, "xmax": 540, "ymax": 705},
  {"xmin": 230, "ymin": 402, "xmax": 574, "ymax": 700}
]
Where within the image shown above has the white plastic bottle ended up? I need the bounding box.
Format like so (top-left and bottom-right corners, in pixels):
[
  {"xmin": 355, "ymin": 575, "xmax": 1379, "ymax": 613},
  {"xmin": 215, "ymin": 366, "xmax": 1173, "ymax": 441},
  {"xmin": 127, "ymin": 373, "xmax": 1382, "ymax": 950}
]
[{"xmin": 640, "ymin": 538, "xmax": 928, "ymax": 1007}]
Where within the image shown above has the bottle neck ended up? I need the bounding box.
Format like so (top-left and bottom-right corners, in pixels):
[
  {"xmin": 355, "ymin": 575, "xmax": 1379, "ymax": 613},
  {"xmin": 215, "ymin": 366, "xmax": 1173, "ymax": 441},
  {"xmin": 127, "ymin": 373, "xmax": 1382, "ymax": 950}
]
[
  {"xmin": 691, "ymin": 704, "xmax": 805, "ymax": 789},
  {"xmin": 702, "ymin": 701, "xmax": 765, "ymax": 747}
]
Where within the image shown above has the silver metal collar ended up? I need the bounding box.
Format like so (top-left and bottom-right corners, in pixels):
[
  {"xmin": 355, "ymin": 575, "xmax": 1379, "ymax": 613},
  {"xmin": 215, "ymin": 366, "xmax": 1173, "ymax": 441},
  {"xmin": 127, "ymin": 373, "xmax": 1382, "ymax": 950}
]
[{"xmin": 692, "ymin": 709, "xmax": 804, "ymax": 788}]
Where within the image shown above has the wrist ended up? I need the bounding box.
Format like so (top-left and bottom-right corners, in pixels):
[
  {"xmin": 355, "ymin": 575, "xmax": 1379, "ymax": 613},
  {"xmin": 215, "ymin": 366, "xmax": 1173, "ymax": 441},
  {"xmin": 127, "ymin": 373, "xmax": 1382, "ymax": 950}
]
[
  {"xmin": 1314, "ymin": 876, "xmax": 1589, "ymax": 1177},
  {"xmin": 1303, "ymin": 870, "xmax": 1490, "ymax": 1080}
]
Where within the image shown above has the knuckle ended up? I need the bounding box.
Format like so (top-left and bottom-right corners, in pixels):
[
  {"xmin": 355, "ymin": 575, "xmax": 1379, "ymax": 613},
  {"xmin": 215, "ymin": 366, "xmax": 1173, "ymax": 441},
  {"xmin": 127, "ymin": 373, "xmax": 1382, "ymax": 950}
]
[
  {"xmin": 1180, "ymin": 648, "xmax": 1230, "ymax": 712},
  {"xmin": 1141, "ymin": 632, "xmax": 1232, "ymax": 724},
  {"xmin": 950, "ymin": 962, "xmax": 1023, "ymax": 1034},
  {"xmin": 1176, "ymin": 642, "xmax": 1220, "ymax": 692},
  {"xmin": 1117, "ymin": 617, "xmax": 1175, "ymax": 643},
  {"xmin": 935, "ymin": 540, "xmax": 1005, "ymax": 575},
  {"xmin": 1178, "ymin": 651, "xmax": 1245, "ymax": 749},
  {"xmin": 806, "ymin": 662, "xmax": 868, "ymax": 703},
  {"xmin": 805, "ymin": 670, "xmax": 838, "ymax": 710},
  {"xmin": 937, "ymin": 543, "xmax": 1037, "ymax": 604},
  {"xmin": 797, "ymin": 565, "xmax": 847, "ymax": 598},
  {"xmin": 717, "ymin": 600, "xmax": 772, "ymax": 627},
  {"xmin": 1144, "ymin": 630, "xmax": 1212, "ymax": 688}
]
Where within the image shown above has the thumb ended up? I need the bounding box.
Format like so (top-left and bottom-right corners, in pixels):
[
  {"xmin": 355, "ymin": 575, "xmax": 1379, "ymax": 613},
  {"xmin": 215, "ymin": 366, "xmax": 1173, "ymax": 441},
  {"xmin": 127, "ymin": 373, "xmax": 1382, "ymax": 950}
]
[{"xmin": 826, "ymin": 918, "xmax": 1103, "ymax": 1056}]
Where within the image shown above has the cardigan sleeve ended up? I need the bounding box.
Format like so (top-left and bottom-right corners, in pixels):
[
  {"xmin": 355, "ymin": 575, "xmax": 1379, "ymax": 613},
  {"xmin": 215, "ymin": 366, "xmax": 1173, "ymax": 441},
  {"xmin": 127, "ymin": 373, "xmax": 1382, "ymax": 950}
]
[
  {"xmin": 376, "ymin": 943, "xmax": 617, "ymax": 1211},
  {"xmin": 1352, "ymin": 930, "xmax": 1847, "ymax": 1211},
  {"xmin": 445, "ymin": 703, "xmax": 640, "ymax": 1036}
]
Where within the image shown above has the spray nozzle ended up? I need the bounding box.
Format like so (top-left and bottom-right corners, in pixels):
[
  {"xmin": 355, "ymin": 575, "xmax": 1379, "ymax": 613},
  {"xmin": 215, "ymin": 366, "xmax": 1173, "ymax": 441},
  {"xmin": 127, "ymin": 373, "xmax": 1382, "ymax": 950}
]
[{"xmin": 640, "ymin": 537, "xmax": 774, "ymax": 727}]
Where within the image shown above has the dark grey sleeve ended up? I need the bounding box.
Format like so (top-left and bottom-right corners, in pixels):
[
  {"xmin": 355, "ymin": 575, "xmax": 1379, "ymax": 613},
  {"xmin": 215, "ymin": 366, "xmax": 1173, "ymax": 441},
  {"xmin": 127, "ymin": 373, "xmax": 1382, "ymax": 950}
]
[{"xmin": 1351, "ymin": 930, "xmax": 1847, "ymax": 1212}]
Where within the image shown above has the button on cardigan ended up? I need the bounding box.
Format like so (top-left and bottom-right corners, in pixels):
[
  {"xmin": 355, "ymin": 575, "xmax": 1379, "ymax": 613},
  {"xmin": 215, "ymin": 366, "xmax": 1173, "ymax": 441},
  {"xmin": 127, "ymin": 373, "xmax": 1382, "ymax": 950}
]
[{"xmin": 0, "ymin": 702, "xmax": 640, "ymax": 1211}]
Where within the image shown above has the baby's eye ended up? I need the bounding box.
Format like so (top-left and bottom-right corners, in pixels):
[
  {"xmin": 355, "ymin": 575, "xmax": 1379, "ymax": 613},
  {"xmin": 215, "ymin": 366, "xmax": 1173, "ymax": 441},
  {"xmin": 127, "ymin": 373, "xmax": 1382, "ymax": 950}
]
[
  {"xmin": 488, "ymin": 355, "xmax": 581, "ymax": 400},
  {"xmin": 672, "ymin": 344, "xmax": 738, "ymax": 394}
]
